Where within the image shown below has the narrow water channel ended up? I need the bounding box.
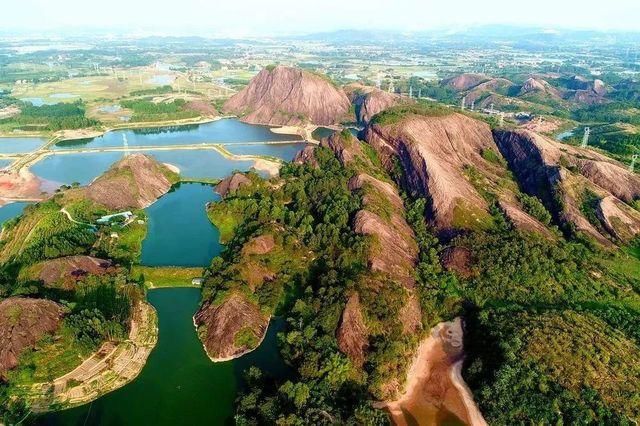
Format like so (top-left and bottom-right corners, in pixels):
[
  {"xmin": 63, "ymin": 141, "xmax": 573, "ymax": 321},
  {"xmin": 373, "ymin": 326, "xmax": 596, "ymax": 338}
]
[{"xmin": 36, "ymin": 183, "xmax": 288, "ymax": 425}]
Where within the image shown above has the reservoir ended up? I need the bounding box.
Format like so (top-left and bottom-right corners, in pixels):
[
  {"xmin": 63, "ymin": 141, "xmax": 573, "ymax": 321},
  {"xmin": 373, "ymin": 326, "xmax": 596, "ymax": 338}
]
[
  {"xmin": 53, "ymin": 118, "xmax": 301, "ymax": 150},
  {"xmin": 0, "ymin": 137, "xmax": 45, "ymax": 154},
  {"xmin": 36, "ymin": 289, "xmax": 286, "ymax": 425},
  {"xmin": 36, "ymin": 183, "xmax": 288, "ymax": 425},
  {"xmin": 140, "ymin": 183, "xmax": 221, "ymax": 267},
  {"xmin": 0, "ymin": 202, "xmax": 31, "ymax": 226}
]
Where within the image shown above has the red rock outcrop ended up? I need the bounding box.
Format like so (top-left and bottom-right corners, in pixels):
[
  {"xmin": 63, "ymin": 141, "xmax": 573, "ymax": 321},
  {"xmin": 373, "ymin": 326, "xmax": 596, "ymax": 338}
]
[
  {"xmin": 440, "ymin": 246, "xmax": 474, "ymax": 278},
  {"xmin": 215, "ymin": 172, "xmax": 251, "ymax": 197},
  {"xmin": 346, "ymin": 83, "xmax": 407, "ymax": 125},
  {"xmin": 194, "ymin": 293, "xmax": 269, "ymax": 361},
  {"xmin": 34, "ymin": 255, "xmax": 115, "ymax": 289},
  {"xmin": 597, "ymin": 196, "xmax": 640, "ymax": 242},
  {"xmin": 493, "ymin": 129, "xmax": 640, "ymax": 244},
  {"xmin": 241, "ymin": 234, "xmax": 275, "ymax": 256},
  {"xmin": 223, "ymin": 65, "xmax": 350, "ymax": 126},
  {"xmin": 84, "ymin": 154, "xmax": 176, "ymax": 210},
  {"xmin": 0, "ymin": 297, "xmax": 64, "ymax": 375},
  {"xmin": 336, "ymin": 293, "xmax": 369, "ymax": 367},
  {"xmin": 364, "ymin": 113, "xmax": 495, "ymax": 231},
  {"xmin": 443, "ymin": 74, "xmax": 488, "ymax": 92}
]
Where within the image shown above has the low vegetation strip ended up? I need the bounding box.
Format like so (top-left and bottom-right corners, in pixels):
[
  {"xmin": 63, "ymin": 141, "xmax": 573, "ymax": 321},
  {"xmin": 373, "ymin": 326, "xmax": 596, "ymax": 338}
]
[
  {"xmin": 131, "ymin": 266, "xmax": 204, "ymax": 288},
  {"xmin": 23, "ymin": 301, "xmax": 158, "ymax": 412}
]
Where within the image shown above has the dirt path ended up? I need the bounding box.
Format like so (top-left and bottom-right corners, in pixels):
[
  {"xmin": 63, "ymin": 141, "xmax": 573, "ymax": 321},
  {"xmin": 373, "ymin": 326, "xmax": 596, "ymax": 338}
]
[
  {"xmin": 25, "ymin": 301, "xmax": 158, "ymax": 412},
  {"xmin": 385, "ymin": 318, "xmax": 487, "ymax": 426}
]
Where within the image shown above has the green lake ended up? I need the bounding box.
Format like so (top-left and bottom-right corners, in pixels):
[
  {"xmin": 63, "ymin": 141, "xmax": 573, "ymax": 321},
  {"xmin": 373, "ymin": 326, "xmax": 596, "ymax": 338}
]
[{"xmin": 35, "ymin": 182, "xmax": 288, "ymax": 425}]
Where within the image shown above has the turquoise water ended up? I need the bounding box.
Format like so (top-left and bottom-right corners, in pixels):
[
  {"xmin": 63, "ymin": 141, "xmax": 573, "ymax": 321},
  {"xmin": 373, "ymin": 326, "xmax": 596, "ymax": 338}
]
[
  {"xmin": 0, "ymin": 137, "xmax": 45, "ymax": 154},
  {"xmin": 31, "ymin": 152, "xmax": 125, "ymax": 185},
  {"xmin": 0, "ymin": 202, "xmax": 31, "ymax": 226},
  {"xmin": 53, "ymin": 118, "xmax": 300, "ymax": 150},
  {"xmin": 225, "ymin": 142, "xmax": 309, "ymax": 161},
  {"xmin": 141, "ymin": 183, "xmax": 221, "ymax": 267},
  {"xmin": 149, "ymin": 150, "xmax": 254, "ymax": 179},
  {"xmin": 0, "ymin": 159, "xmax": 13, "ymax": 169}
]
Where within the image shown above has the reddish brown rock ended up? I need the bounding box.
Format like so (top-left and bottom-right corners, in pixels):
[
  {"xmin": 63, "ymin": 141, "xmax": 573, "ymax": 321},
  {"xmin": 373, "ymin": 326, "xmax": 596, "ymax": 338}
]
[
  {"xmin": 336, "ymin": 293, "xmax": 369, "ymax": 366},
  {"xmin": 346, "ymin": 83, "xmax": 407, "ymax": 125},
  {"xmin": 443, "ymin": 74, "xmax": 488, "ymax": 92},
  {"xmin": 35, "ymin": 255, "xmax": 115, "ymax": 289},
  {"xmin": 292, "ymin": 145, "xmax": 318, "ymax": 167},
  {"xmin": 242, "ymin": 234, "xmax": 276, "ymax": 256},
  {"xmin": 364, "ymin": 112, "xmax": 497, "ymax": 231},
  {"xmin": 597, "ymin": 196, "xmax": 640, "ymax": 242},
  {"xmin": 440, "ymin": 246, "xmax": 474, "ymax": 278},
  {"xmin": 493, "ymin": 129, "xmax": 640, "ymax": 245},
  {"xmin": 84, "ymin": 154, "xmax": 176, "ymax": 210},
  {"xmin": 223, "ymin": 65, "xmax": 350, "ymax": 126},
  {"xmin": 194, "ymin": 293, "xmax": 269, "ymax": 361},
  {"xmin": 0, "ymin": 297, "xmax": 64, "ymax": 375},
  {"xmin": 215, "ymin": 173, "xmax": 251, "ymax": 197}
]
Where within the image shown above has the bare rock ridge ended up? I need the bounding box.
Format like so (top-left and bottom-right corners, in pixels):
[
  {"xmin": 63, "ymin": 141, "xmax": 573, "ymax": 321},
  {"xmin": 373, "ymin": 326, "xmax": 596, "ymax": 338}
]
[
  {"xmin": 443, "ymin": 73, "xmax": 489, "ymax": 92},
  {"xmin": 215, "ymin": 172, "xmax": 251, "ymax": 197},
  {"xmin": 194, "ymin": 293, "xmax": 269, "ymax": 361},
  {"xmin": 336, "ymin": 293, "xmax": 369, "ymax": 366},
  {"xmin": 364, "ymin": 112, "xmax": 536, "ymax": 233},
  {"xmin": 33, "ymin": 255, "xmax": 115, "ymax": 289},
  {"xmin": 223, "ymin": 65, "xmax": 350, "ymax": 126},
  {"xmin": 0, "ymin": 297, "xmax": 64, "ymax": 375},
  {"xmin": 493, "ymin": 129, "xmax": 640, "ymax": 244},
  {"xmin": 84, "ymin": 153, "xmax": 177, "ymax": 210},
  {"xmin": 346, "ymin": 83, "xmax": 407, "ymax": 125}
]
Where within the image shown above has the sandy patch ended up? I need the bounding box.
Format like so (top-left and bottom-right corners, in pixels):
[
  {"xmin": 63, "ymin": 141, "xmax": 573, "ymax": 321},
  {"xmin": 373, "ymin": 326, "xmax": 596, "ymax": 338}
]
[
  {"xmin": 252, "ymin": 159, "xmax": 281, "ymax": 177},
  {"xmin": 163, "ymin": 162, "xmax": 181, "ymax": 175},
  {"xmin": 0, "ymin": 168, "xmax": 48, "ymax": 203},
  {"xmin": 55, "ymin": 128, "xmax": 105, "ymax": 142},
  {"xmin": 385, "ymin": 318, "xmax": 487, "ymax": 426}
]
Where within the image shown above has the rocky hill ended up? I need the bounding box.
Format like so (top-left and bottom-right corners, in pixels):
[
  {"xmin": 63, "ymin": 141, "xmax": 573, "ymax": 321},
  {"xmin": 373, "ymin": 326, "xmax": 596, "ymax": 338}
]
[
  {"xmin": 363, "ymin": 106, "xmax": 640, "ymax": 245},
  {"xmin": 443, "ymin": 73, "xmax": 489, "ymax": 91},
  {"xmin": 223, "ymin": 65, "xmax": 351, "ymax": 126},
  {"xmin": 194, "ymin": 293, "xmax": 269, "ymax": 361},
  {"xmin": 0, "ymin": 297, "xmax": 64, "ymax": 375},
  {"xmin": 23, "ymin": 255, "xmax": 115, "ymax": 289},
  {"xmin": 84, "ymin": 154, "xmax": 178, "ymax": 210},
  {"xmin": 345, "ymin": 83, "xmax": 407, "ymax": 125}
]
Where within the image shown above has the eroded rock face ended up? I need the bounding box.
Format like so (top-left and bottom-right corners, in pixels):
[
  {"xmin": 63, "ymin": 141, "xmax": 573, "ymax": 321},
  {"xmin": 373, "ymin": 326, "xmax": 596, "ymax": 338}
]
[
  {"xmin": 443, "ymin": 73, "xmax": 488, "ymax": 92},
  {"xmin": 293, "ymin": 145, "xmax": 318, "ymax": 167},
  {"xmin": 493, "ymin": 129, "xmax": 640, "ymax": 245},
  {"xmin": 336, "ymin": 293, "xmax": 369, "ymax": 366},
  {"xmin": 242, "ymin": 234, "xmax": 275, "ymax": 256},
  {"xmin": 35, "ymin": 255, "xmax": 114, "ymax": 289},
  {"xmin": 215, "ymin": 173, "xmax": 251, "ymax": 197},
  {"xmin": 364, "ymin": 113, "xmax": 495, "ymax": 231},
  {"xmin": 440, "ymin": 246, "xmax": 474, "ymax": 278},
  {"xmin": 85, "ymin": 154, "xmax": 175, "ymax": 210},
  {"xmin": 346, "ymin": 84, "xmax": 406, "ymax": 125},
  {"xmin": 223, "ymin": 65, "xmax": 350, "ymax": 126},
  {"xmin": 597, "ymin": 196, "xmax": 640, "ymax": 242},
  {"xmin": 194, "ymin": 293, "xmax": 269, "ymax": 361},
  {"xmin": 0, "ymin": 297, "xmax": 64, "ymax": 375}
]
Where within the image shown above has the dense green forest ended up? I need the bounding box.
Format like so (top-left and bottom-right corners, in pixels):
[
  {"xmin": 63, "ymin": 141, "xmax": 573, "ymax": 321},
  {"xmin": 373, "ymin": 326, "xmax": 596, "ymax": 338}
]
[
  {"xmin": 120, "ymin": 98, "xmax": 200, "ymax": 122},
  {"xmin": 202, "ymin": 133, "xmax": 640, "ymax": 424},
  {"xmin": 0, "ymin": 101, "xmax": 99, "ymax": 131}
]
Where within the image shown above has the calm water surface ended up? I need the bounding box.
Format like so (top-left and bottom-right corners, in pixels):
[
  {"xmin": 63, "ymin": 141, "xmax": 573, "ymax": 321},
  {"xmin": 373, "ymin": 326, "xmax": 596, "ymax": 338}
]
[
  {"xmin": 54, "ymin": 118, "xmax": 300, "ymax": 150},
  {"xmin": 0, "ymin": 137, "xmax": 45, "ymax": 154}
]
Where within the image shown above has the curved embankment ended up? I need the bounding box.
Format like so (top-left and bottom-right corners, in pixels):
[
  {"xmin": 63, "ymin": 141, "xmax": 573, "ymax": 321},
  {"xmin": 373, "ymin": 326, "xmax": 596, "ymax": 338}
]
[
  {"xmin": 385, "ymin": 318, "xmax": 487, "ymax": 426},
  {"xmin": 25, "ymin": 301, "xmax": 158, "ymax": 412}
]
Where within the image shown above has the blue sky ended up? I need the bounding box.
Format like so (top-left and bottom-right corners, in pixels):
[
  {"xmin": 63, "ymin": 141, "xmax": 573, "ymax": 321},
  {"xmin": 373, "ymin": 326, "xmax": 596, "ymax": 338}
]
[{"xmin": 3, "ymin": 0, "xmax": 640, "ymax": 36}]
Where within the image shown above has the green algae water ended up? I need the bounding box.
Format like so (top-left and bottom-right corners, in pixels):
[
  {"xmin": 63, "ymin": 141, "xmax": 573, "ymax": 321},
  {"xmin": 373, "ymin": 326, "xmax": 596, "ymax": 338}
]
[
  {"xmin": 37, "ymin": 289, "xmax": 286, "ymax": 425},
  {"xmin": 36, "ymin": 184, "xmax": 287, "ymax": 425}
]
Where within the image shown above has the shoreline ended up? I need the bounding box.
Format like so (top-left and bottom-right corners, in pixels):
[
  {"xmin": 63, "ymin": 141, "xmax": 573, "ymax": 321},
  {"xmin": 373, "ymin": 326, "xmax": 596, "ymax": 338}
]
[
  {"xmin": 192, "ymin": 315, "xmax": 271, "ymax": 363},
  {"xmin": 25, "ymin": 301, "xmax": 159, "ymax": 413}
]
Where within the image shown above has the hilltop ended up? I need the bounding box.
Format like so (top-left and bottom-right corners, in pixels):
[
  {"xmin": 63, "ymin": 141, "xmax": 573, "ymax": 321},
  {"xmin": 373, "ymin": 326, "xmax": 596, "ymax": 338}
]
[{"xmin": 223, "ymin": 65, "xmax": 351, "ymax": 126}]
